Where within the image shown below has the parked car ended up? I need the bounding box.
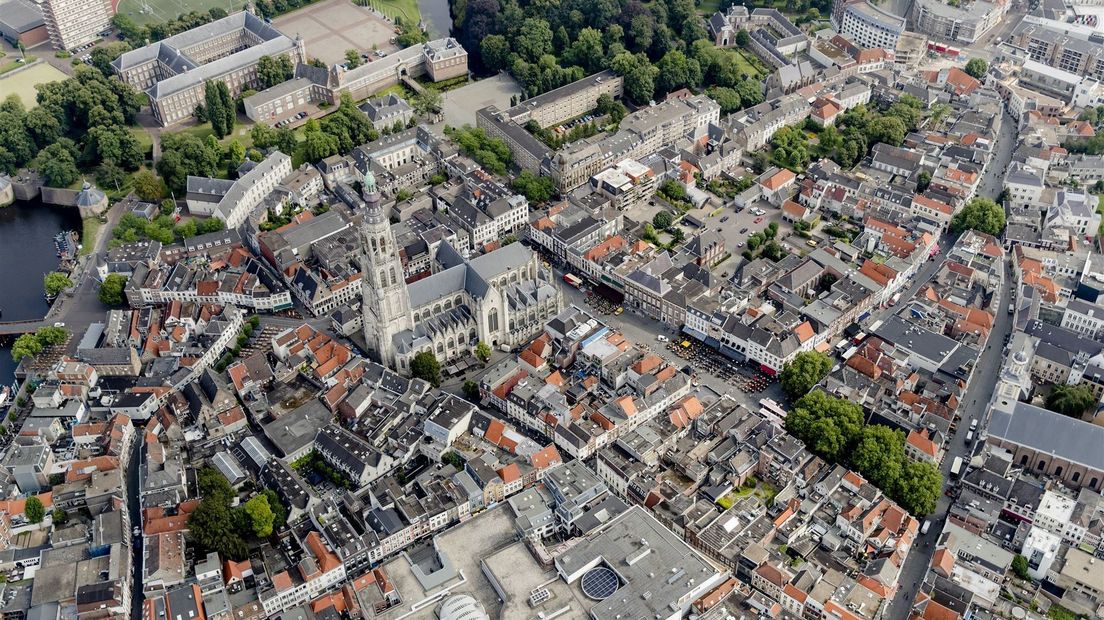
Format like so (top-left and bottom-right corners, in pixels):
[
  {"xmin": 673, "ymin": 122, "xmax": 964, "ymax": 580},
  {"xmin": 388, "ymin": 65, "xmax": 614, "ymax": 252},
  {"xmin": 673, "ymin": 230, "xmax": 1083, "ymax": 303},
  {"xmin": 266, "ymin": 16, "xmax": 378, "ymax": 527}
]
[{"xmin": 754, "ymin": 217, "xmax": 763, "ymax": 223}]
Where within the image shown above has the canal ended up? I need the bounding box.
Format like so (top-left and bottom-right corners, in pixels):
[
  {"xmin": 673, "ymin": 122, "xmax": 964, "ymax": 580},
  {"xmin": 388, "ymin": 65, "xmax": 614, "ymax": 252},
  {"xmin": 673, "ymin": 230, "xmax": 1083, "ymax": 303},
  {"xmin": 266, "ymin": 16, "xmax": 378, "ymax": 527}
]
[
  {"xmin": 418, "ymin": 0, "xmax": 453, "ymax": 38},
  {"xmin": 0, "ymin": 199, "xmax": 83, "ymax": 385}
]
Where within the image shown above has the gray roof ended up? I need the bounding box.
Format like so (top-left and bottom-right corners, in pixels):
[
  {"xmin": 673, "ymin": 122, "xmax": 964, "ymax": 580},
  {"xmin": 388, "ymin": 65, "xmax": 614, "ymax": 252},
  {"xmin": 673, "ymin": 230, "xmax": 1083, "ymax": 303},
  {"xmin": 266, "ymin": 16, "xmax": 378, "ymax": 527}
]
[
  {"xmin": 406, "ymin": 241, "xmax": 533, "ymax": 309},
  {"xmin": 0, "ymin": 0, "xmax": 42, "ymax": 32},
  {"xmin": 262, "ymin": 400, "xmax": 332, "ymax": 457},
  {"xmin": 989, "ymin": 400, "xmax": 1104, "ymax": 472}
]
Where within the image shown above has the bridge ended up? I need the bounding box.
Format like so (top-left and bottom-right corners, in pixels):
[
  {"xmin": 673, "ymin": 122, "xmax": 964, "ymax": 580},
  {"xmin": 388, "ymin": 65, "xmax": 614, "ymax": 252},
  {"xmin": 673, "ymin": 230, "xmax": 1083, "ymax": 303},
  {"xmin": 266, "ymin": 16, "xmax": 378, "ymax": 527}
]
[{"xmin": 0, "ymin": 320, "xmax": 49, "ymax": 336}]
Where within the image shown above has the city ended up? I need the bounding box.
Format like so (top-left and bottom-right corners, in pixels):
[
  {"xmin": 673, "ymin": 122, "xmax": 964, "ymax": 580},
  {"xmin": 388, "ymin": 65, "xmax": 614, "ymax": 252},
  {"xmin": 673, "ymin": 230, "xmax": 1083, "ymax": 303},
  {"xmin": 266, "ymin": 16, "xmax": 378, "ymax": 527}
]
[{"xmin": 0, "ymin": 0, "xmax": 1103, "ymax": 618}]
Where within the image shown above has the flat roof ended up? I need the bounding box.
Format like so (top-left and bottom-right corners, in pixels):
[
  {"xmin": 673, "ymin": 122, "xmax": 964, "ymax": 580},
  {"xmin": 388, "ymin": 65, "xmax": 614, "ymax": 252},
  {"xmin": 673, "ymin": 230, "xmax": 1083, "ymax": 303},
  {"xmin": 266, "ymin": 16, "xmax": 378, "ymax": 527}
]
[{"xmin": 988, "ymin": 400, "xmax": 1104, "ymax": 472}]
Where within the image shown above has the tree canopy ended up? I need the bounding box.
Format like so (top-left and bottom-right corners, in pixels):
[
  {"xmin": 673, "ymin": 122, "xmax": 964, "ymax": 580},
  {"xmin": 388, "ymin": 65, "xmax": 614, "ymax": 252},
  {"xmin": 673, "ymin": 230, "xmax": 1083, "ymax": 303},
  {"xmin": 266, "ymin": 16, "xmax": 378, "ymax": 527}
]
[
  {"xmin": 24, "ymin": 497, "xmax": 45, "ymax": 524},
  {"xmin": 950, "ymin": 197, "xmax": 1005, "ymax": 236},
  {"xmin": 99, "ymin": 274, "xmax": 128, "ymax": 306},
  {"xmin": 44, "ymin": 272, "xmax": 73, "ymax": 297},
  {"xmin": 411, "ymin": 352, "xmax": 442, "ymax": 386},
  {"xmin": 964, "ymin": 57, "xmax": 988, "ymax": 79},
  {"xmin": 243, "ymin": 494, "xmax": 276, "ymax": 538},
  {"xmin": 1045, "ymin": 383, "xmax": 1096, "ymax": 419},
  {"xmin": 780, "ymin": 351, "xmax": 833, "ymax": 398}
]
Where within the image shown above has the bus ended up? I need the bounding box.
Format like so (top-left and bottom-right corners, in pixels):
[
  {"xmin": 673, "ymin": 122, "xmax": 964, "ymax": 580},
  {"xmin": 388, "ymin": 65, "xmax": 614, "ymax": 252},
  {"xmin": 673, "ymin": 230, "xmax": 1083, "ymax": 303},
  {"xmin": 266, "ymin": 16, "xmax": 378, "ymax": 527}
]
[
  {"xmin": 563, "ymin": 273, "xmax": 583, "ymax": 288},
  {"xmin": 950, "ymin": 456, "xmax": 963, "ymax": 479}
]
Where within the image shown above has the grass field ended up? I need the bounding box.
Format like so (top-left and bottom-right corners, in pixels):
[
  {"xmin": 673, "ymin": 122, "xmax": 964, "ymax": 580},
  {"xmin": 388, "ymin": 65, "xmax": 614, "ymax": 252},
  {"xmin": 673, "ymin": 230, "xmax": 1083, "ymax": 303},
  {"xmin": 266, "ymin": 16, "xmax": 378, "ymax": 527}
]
[
  {"xmin": 116, "ymin": 0, "xmax": 250, "ymax": 25},
  {"xmin": 734, "ymin": 49, "xmax": 768, "ymax": 78},
  {"xmin": 361, "ymin": 0, "xmax": 421, "ymax": 23},
  {"xmin": 0, "ymin": 62, "xmax": 68, "ymax": 108},
  {"xmin": 697, "ymin": 0, "xmax": 723, "ymax": 14}
]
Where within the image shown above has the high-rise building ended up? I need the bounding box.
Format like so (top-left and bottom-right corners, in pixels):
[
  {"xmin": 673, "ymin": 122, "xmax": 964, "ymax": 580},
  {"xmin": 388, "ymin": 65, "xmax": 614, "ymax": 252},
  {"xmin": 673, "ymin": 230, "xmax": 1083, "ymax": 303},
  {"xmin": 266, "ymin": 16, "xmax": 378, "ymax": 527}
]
[
  {"xmin": 38, "ymin": 0, "xmax": 115, "ymax": 51},
  {"xmin": 360, "ymin": 170, "xmax": 414, "ymax": 369}
]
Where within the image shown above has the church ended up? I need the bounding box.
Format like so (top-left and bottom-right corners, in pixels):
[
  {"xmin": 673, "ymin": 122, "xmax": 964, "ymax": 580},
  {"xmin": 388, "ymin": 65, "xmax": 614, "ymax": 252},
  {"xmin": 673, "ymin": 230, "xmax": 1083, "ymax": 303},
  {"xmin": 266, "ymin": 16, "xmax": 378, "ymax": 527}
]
[{"xmin": 359, "ymin": 172, "xmax": 563, "ymax": 373}]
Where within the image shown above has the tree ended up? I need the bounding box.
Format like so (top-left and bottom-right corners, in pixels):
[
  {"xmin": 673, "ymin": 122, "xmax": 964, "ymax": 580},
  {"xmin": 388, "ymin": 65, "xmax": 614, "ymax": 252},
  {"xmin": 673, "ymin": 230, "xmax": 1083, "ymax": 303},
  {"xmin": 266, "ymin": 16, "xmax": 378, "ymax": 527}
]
[
  {"xmin": 735, "ymin": 30, "xmax": 750, "ymax": 47},
  {"xmin": 595, "ymin": 93, "xmax": 626, "ymax": 124},
  {"xmin": 480, "ymin": 35, "xmax": 511, "ymax": 72},
  {"xmin": 203, "ymin": 80, "xmax": 235, "ymax": 138},
  {"xmin": 344, "ymin": 49, "xmax": 361, "ymax": 69},
  {"xmin": 243, "ymin": 495, "xmax": 276, "ymax": 538},
  {"xmin": 894, "ymin": 461, "xmax": 942, "ymax": 516},
  {"xmin": 132, "ymin": 170, "xmax": 165, "ymax": 200},
  {"xmin": 10, "ymin": 333, "xmax": 42, "ymax": 362},
  {"xmin": 865, "ymin": 116, "xmax": 907, "ymax": 147},
  {"xmin": 652, "ymin": 210, "xmax": 674, "ymax": 229},
  {"xmin": 780, "ymin": 351, "xmax": 833, "ymax": 398},
  {"xmin": 256, "ymin": 55, "xmax": 294, "ymax": 89},
  {"xmin": 610, "ymin": 52, "xmax": 659, "ymax": 104},
  {"xmin": 52, "ymin": 507, "xmax": 68, "ymax": 525},
  {"xmin": 950, "ymin": 197, "xmax": 1005, "ymax": 236},
  {"xmin": 916, "ymin": 170, "xmax": 931, "ymax": 192},
  {"xmin": 38, "ymin": 143, "xmax": 80, "ymax": 187},
  {"xmin": 158, "ymin": 132, "xmax": 221, "ymax": 193},
  {"xmin": 515, "ymin": 18, "xmax": 554, "ymax": 62},
  {"xmin": 462, "ymin": 380, "xmax": 481, "ymax": 401},
  {"xmin": 1011, "ymin": 554, "xmax": 1030, "ymax": 580},
  {"xmin": 261, "ymin": 489, "xmax": 287, "ymax": 530},
  {"xmin": 964, "ymin": 57, "xmax": 988, "ymax": 79},
  {"xmin": 784, "ymin": 390, "xmax": 864, "ymax": 461},
  {"xmin": 851, "ymin": 425, "xmax": 906, "ymax": 490},
  {"xmin": 511, "ymin": 171, "xmax": 555, "ymax": 203},
  {"xmin": 567, "ymin": 28, "xmax": 606, "ymax": 73},
  {"xmin": 411, "ymin": 351, "xmax": 442, "ymax": 386},
  {"xmin": 44, "ymin": 272, "xmax": 73, "ymax": 297},
  {"xmin": 475, "ymin": 341, "xmax": 492, "ymax": 364},
  {"xmin": 412, "ymin": 89, "xmax": 443, "ymax": 117},
  {"xmin": 24, "ymin": 497, "xmax": 45, "ymax": 524},
  {"xmin": 1045, "ymin": 383, "xmax": 1097, "ymax": 418},
  {"xmin": 189, "ymin": 492, "xmax": 247, "ymax": 560},
  {"xmin": 90, "ymin": 42, "xmax": 132, "ymax": 77},
  {"xmin": 35, "ymin": 326, "xmax": 68, "ymax": 346},
  {"xmin": 655, "ymin": 50, "xmax": 702, "ymax": 97},
  {"xmin": 226, "ymin": 140, "xmax": 246, "ymax": 169},
  {"xmin": 99, "ymin": 273, "xmax": 128, "ymax": 306}
]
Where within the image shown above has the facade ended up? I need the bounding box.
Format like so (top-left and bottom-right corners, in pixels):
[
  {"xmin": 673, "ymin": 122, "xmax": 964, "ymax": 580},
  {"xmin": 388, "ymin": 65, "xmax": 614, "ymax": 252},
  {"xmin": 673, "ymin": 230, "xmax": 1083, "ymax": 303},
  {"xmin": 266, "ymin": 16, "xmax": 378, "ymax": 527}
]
[
  {"xmin": 910, "ymin": 0, "xmax": 1006, "ymax": 44},
  {"xmin": 361, "ymin": 169, "xmax": 563, "ymax": 372},
  {"xmin": 840, "ymin": 1, "xmax": 906, "ymax": 50},
  {"xmin": 1008, "ymin": 17, "xmax": 1104, "ymax": 80},
  {"xmin": 38, "ymin": 0, "xmax": 113, "ymax": 51},
  {"xmin": 0, "ymin": 0, "xmax": 48, "ymax": 48},
  {"xmin": 589, "ymin": 159, "xmax": 657, "ymax": 211},
  {"xmin": 187, "ymin": 151, "xmax": 293, "ymax": 228},
  {"xmin": 112, "ymin": 12, "xmax": 306, "ymax": 126}
]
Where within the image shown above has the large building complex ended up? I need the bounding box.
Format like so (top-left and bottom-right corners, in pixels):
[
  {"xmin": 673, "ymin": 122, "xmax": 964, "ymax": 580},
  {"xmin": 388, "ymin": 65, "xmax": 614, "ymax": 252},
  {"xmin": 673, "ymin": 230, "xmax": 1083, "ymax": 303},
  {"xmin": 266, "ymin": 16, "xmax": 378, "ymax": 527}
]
[
  {"xmin": 112, "ymin": 11, "xmax": 306, "ymax": 126},
  {"xmin": 910, "ymin": 0, "xmax": 1006, "ymax": 44},
  {"xmin": 38, "ymin": 0, "xmax": 113, "ymax": 51},
  {"xmin": 1008, "ymin": 16, "xmax": 1104, "ymax": 80},
  {"xmin": 839, "ymin": 1, "xmax": 906, "ymax": 50}
]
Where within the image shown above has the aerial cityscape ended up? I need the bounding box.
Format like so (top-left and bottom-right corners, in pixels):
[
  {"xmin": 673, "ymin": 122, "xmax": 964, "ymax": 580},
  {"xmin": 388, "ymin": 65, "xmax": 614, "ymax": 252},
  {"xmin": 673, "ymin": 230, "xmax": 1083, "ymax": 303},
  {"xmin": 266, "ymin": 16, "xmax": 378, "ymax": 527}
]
[{"xmin": 0, "ymin": 0, "xmax": 1102, "ymax": 617}]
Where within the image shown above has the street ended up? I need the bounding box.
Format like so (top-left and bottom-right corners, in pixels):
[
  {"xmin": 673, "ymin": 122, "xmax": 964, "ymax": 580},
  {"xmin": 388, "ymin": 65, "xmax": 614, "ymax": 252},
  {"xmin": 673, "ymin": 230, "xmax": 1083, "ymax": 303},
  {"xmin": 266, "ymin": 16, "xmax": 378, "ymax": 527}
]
[
  {"xmin": 884, "ymin": 109, "xmax": 1017, "ymax": 618},
  {"xmin": 127, "ymin": 435, "xmax": 144, "ymax": 619}
]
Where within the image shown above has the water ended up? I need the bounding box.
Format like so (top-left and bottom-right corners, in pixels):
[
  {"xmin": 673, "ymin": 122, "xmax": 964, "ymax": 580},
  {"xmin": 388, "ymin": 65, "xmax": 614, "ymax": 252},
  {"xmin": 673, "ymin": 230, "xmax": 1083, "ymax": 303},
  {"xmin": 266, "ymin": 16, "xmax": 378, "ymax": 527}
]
[
  {"xmin": 419, "ymin": 0, "xmax": 453, "ymax": 38},
  {"xmin": 0, "ymin": 198, "xmax": 82, "ymax": 385}
]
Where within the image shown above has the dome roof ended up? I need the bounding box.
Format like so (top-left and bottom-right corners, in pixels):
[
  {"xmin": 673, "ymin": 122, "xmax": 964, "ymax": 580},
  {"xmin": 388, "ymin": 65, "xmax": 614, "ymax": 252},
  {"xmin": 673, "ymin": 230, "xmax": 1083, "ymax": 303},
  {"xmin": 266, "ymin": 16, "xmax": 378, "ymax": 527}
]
[
  {"xmin": 76, "ymin": 182, "xmax": 106, "ymax": 207},
  {"xmin": 437, "ymin": 594, "xmax": 488, "ymax": 620}
]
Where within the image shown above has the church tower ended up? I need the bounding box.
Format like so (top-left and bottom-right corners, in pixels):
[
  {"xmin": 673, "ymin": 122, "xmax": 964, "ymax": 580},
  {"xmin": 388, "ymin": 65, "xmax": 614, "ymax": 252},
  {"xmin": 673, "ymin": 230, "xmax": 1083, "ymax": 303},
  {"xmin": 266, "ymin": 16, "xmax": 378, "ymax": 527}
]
[{"xmin": 359, "ymin": 170, "xmax": 414, "ymax": 369}]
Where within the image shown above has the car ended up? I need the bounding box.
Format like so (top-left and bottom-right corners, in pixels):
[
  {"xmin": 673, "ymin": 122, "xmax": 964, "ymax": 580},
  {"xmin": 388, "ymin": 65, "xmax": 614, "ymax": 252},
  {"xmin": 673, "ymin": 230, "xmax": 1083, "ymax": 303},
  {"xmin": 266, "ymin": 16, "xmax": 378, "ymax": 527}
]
[
  {"xmin": 754, "ymin": 217, "xmax": 763, "ymax": 223},
  {"xmin": 736, "ymin": 241, "xmax": 744, "ymax": 247},
  {"xmin": 739, "ymin": 227, "xmax": 749, "ymax": 234},
  {"xmin": 720, "ymin": 216, "xmax": 729, "ymax": 223},
  {"xmin": 657, "ymin": 335, "xmax": 670, "ymax": 342},
  {"xmin": 54, "ymin": 322, "xmax": 65, "ymax": 327}
]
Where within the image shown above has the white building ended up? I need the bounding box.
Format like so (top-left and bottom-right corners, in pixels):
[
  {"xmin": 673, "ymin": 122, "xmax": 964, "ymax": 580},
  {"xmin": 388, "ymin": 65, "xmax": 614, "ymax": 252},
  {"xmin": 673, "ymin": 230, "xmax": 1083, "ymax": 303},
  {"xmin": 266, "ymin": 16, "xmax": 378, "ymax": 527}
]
[
  {"xmin": 186, "ymin": 151, "xmax": 293, "ymax": 228},
  {"xmin": 839, "ymin": 1, "xmax": 905, "ymax": 50},
  {"xmin": 39, "ymin": 0, "xmax": 113, "ymax": 50}
]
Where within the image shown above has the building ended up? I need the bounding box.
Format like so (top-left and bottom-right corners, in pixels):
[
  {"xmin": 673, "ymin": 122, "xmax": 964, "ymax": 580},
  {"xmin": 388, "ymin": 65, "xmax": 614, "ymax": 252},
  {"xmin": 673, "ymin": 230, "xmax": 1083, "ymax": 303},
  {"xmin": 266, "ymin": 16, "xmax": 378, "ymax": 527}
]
[
  {"xmin": 910, "ymin": 0, "xmax": 1006, "ymax": 44},
  {"xmin": 0, "ymin": 0, "xmax": 48, "ymax": 48},
  {"xmin": 987, "ymin": 399, "xmax": 1104, "ymax": 491},
  {"xmin": 112, "ymin": 11, "xmax": 306, "ymax": 126},
  {"xmin": 360, "ymin": 172, "xmax": 563, "ymax": 372},
  {"xmin": 839, "ymin": 1, "xmax": 906, "ymax": 50},
  {"xmin": 38, "ymin": 0, "xmax": 113, "ymax": 51},
  {"xmin": 1008, "ymin": 16, "xmax": 1104, "ymax": 80},
  {"xmin": 187, "ymin": 151, "xmax": 293, "ymax": 228},
  {"xmin": 243, "ymin": 38, "xmax": 467, "ymax": 124},
  {"xmin": 589, "ymin": 159, "xmax": 657, "ymax": 211},
  {"xmin": 359, "ymin": 94, "xmax": 414, "ymax": 132}
]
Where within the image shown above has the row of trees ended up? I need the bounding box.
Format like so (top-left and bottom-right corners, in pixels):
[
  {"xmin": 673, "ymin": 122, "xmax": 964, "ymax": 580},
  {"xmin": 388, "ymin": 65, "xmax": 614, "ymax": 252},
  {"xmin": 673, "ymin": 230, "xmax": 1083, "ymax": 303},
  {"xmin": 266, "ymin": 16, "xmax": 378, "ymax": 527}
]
[
  {"xmin": 199, "ymin": 81, "xmax": 238, "ymax": 139},
  {"xmin": 443, "ymin": 126, "xmax": 512, "ymax": 174},
  {"xmin": 785, "ymin": 391, "xmax": 943, "ymax": 515},
  {"xmin": 188, "ymin": 468, "xmax": 287, "ymax": 560},
  {"xmin": 10, "ymin": 326, "xmax": 69, "ymax": 362},
  {"xmin": 113, "ymin": 9, "xmax": 230, "ymax": 44}
]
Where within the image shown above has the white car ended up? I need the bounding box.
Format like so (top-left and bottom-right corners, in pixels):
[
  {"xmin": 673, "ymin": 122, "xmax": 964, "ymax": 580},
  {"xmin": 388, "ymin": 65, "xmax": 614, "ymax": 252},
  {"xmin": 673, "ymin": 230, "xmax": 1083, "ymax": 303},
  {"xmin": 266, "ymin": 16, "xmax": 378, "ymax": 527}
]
[{"xmin": 657, "ymin": 335, "xmax": 670, "ymax": 342}]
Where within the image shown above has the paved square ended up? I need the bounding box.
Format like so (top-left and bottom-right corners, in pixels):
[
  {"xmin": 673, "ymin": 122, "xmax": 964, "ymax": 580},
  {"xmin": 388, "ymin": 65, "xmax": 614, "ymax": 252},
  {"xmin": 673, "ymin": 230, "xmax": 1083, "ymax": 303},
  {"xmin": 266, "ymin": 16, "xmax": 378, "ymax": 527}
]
[
  {"xmin": 274, "ymin": 0, "xmax": 397, "ymax": 66},
  {"xmin": 437, "ymin": 73, "xmax": 524, "ymax": 128}
]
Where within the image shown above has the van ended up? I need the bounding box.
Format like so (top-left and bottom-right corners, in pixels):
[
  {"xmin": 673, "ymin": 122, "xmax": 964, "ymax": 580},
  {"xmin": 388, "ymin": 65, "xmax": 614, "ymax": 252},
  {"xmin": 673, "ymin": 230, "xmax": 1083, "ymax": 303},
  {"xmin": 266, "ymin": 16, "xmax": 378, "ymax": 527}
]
[
  {"xmin": 965, "ymin": 430, "xmax": 974, "ymax": 444},
  {"xmin": 920, "ymin": 520, "xmax": 931, "ymax": 535}
]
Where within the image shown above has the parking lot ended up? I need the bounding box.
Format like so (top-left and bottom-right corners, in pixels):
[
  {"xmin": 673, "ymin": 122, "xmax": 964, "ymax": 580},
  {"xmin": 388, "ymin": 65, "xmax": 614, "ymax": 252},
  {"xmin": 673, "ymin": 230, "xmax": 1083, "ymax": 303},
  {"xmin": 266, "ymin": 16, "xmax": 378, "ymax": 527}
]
[{"xmin": 273, "ymin": 0, "xmax": 398, "ymax": 66}]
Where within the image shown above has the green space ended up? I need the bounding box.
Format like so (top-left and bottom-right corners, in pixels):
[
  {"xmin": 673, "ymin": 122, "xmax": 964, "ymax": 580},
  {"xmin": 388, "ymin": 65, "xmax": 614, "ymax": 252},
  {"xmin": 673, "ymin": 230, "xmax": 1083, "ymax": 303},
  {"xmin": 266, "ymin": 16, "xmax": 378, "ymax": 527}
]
[
  {"xmin": 733, "ymin": 49, "xmax": 768, "ymax": 78},
  {"xmin": 0, "ymin": 62, "xmax": 67, "ymax": 108},
  {"xmin": 81, "ymin": 218, "xmax": 103, "ymax": 256},
  {"xmin": 116, "ymin": 0, "xmax": 249, "ymax": 26},
  {"xmin": 696, "ymin": 0, "xmax": 724, "ymax": 14},
  {"xmin": 361, "ymin": 0, "xmax": 421, "ymax": 23},
  {"xmin": 0, "ymin": 55, "xmax": 36, "ymax": 76},
  {"xmin": 717, "ymin": 477, "xmax": 778, "ymax": 508}
]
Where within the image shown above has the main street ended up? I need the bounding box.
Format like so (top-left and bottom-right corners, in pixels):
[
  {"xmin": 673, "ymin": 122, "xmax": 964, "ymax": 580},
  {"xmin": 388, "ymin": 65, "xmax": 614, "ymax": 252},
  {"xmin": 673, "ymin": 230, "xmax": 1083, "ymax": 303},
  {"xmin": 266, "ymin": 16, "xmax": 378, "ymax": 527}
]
[{"xmin": 885, "ymin": 109, "xmax": 1018, "ymax": 618}]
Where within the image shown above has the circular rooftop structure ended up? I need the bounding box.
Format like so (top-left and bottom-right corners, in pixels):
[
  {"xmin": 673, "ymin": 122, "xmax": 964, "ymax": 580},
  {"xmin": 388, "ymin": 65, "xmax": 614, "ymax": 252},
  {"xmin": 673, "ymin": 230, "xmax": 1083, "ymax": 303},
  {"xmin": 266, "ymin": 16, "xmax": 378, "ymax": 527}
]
[
  {"xmin": 437, "ymin": 594, "xmax": 488, "ymax": 620},
  {"xmin": 580, "ymin": 566, "xmax": 620, "ymax": 601}
]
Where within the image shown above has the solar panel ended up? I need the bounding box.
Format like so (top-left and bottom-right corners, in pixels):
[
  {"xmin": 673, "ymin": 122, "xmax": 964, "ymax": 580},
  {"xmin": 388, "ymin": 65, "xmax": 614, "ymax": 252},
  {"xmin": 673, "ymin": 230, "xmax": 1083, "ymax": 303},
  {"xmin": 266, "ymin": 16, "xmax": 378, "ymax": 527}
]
[{"xmin": 581, "ymin": 566, "xmax": 619, "ymax": 601}]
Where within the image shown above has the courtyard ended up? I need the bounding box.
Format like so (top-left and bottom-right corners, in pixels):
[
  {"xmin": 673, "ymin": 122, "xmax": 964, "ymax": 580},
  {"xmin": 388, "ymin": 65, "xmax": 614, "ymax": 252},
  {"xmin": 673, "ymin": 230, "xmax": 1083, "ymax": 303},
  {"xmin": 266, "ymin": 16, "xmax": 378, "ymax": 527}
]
[
  {"xmin": 273, "ymin": 0, "xmax": 399, "ymax": 66},
  {"xmin": 437, "ymin": 73, "xmax": 524, "ymax": 128}
]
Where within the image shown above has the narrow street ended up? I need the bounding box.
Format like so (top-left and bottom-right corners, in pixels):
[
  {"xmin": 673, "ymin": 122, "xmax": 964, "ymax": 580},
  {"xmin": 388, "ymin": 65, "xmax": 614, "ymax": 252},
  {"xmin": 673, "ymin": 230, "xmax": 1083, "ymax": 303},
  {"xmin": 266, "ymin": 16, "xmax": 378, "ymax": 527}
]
[
  {"xmin": 884, "ymin": 110, "xmax": 1017, "ymax": 618},
  {"xmin": 127, "ymin": 436, "xmax": 145, "ymax": 619}
]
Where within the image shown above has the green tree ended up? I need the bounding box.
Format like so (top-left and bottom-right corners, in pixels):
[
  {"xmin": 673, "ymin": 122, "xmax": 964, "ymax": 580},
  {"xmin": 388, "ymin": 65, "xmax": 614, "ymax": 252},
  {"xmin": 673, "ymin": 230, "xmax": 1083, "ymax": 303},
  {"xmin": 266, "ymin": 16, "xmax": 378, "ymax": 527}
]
[
  {"xmin": 865, "ymin": 116, "xmax": 907, "ymax": 147},
  {"xmin": 595, "ymin": 93, "xmax": 626, "ymax": 124},
  {"xmin": 511, "ymin": 171, "xmax": 555, "ymax": 203},
  {"xmin": 243, "ymin": 494, "xmax": 276, "ymax": 538},
  {"xmin": 652, "ymin": 210, "xmax": 674, "ymax": 229},
  {"xmin": 35, "ymin": 326, "xmax": 68, "ymax": 346},
  {"xmin": 917, "ymin": 170, "xmax": 931, "ymax": 192},
  {"xmin": 24, "ymin": 497, "xmax": 45, "ymax": 524},
  {"xmin": 411, "ymin": 351, "xmax": 442, "ymax": 386},
  {"xmin": 344, "ymin": 49, "xmax": 361, "ymax": 69},
  {"xmin": 894, "ymin": 461, "xmax": 942, "ymax": 516},
  {"xmin": 204, "ymin": 81, "xmax": 228, "ymax": 138},
  {"xmin": 90, "ymin": 42, "xmax": 132, "ymax": 77},
  {"xmin": 515, "ymin": 18, "xmax": 554, "ymax": 62},
  {"xmin": 38, "ymin": 143, "xmax": 80, "ymax": 187},
  {"xmin": 1011, "ymin": 554, "xmax": 1030, "ymax": 580},
  {"xmin": 567, "ymin": 28, "xmax": 606, "ymax": 73},
  {"xmin": 480, "ymin": 35, "xmax": 511, "ymax": 72},
  {"xmin": 132, "ymin": 170, "xmax": 165, "ymax": 200},
  {"xmin": 261, "ymin": 489, "xmax": 287, "ymax": 530},
  {"xmin": 655, "ymin": 50, "xmax": 702, "ymax": 96},
  {"xmin": 462, "ymin": 380, "xmax": 481, "ymax": 401},
  {"xmin": 1045, "ymin": 383, "xmax": 1097, "ymax": 418},
  {"xmin": 735, "ymin": 29, "xmax": 750, "ymax": 47},
  {"xmin": 52, "ymin": 507, "xmax": 68, "ymax": 525},
  {"xmin": 99, "ymin": 273, "xmax": 128, "ymax": 306},
  {"xmin": 784, "ymin": 390, "xmax": 864, "ymax": 461},
  {"xmin": 950, "ymin": 197, "xmax": 1006, "ymax": 236},
  {"xmin": 964, "ymin": 57, "xmax": 988, "ymax": 79},
  {"xmin": 851, "ymin": 424, "xmax": 906, "ymax": 490},
  {"xmin": 226, "ymin": 140, "xmax": 246, "ymax": 169},
  {"xmin": 10, "ymin": 334, "xmax": 42, "ymax": 362},
  {"xmin": 780, "ymin": 351, "xmax": 833, "ymax": 398},
  {"xmin": 44, "ymin": 272, "xmax": 73, "ymax": 297},
  {"xmin": 158, "ymin": 132, "xmax": 221, "ymax": 194},
  {"xmin": 610, "ymin": 52, "xmax": 659, "ymax": 104},
  {"xmin": 256, "ymin": 54, "xmax": 294, "ymax": 89},
  {"xmin": 475, "ymin": 341, "xmax": 492, "ymax": 364}
]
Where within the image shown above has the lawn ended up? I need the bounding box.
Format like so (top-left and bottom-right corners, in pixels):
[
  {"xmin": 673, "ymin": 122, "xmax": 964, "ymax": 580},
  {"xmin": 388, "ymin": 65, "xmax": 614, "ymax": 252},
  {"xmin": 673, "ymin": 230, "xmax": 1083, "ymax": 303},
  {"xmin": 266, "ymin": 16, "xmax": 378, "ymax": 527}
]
[
  {"xmin": 0, "ymin": 61, "xmax": 67, "ymax": 108},
  {"xmin": 362, "ymin": 0, "xmax": 421, "ymax": 23},
  {"xmin": 697, "ymin": 0, "xmax": 724, "ymax": 14},
  {"xmin": 80, "ymin": 218, "xmax": 102, "ymax": 256},
  {"xmin": 116, "ymin": 0, "xmax": 250, "ymax": 26},
  {"xmin": 734, "ymin": 48, "xmax": 768, "ymax": 78}
]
